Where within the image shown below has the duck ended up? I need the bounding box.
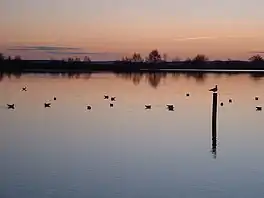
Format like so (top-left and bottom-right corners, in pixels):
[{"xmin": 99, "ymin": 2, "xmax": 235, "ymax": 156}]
[
  {"xmin": 220, "ymin": 102, "xmax": 224, "ymax": 106},
  {"xmin": 209, "ymin": 85, "xmax": 218, "ymax": 92},
  {"xmin": 7, "ymin": 104, "xmax": 15, "ymax": 109},
  {"xmin": 110, "ymin": 103, "xmax": 114, "ymax": 108},
  {"xmin": 255, "ymin": 97, "xmax": 259, "ymax": 101},
  {"xmin": 186, "ymin": 93, "xmax": 190, "ymax": 97},
  {"xmin": 229, "ymin": 99, "xmax": 232, "ymax": 103},
  {"xmin": 44, "ymin": 103, "xmax": 51, "ymax": 108},
  {"xmin": 145, "ymin": 105, "xmax": 151, "ymax": 109},
  {"xmin": 104, "ymin": 95, "xmax": 109, "ymax": 99},
  {"xmin": 111, "ymin": 97, "xmax": 116, "ymax": 101},
  {"xmin": 167, "ymin": 105, "xmax": 174, "ymax": 111},
  {"xmin": 22, "ymin": 87, "xmax": 27, "ymax": 91},
  {"xmin": 256, "ymin": 106, "xmax": 262, "ymax": 111},
  {"xmin": 167, "ymin": 104, "xmax": 174, "ymax": 108},
  {"xmin": 87, "ymin": 106, "xmax": 92, "ymax": 110},
  {"xmin": 54, "ymin": 97, "xmax": 57, "ymax": 101}
]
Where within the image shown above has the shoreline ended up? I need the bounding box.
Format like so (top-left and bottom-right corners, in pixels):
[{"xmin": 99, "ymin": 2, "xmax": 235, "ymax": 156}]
[
  {"xmin": 1, "ymin": 60, "xmax": 264, "ymax": 73},
  {"xmin": 20, "ymin": 68, "xmax": 264, "ymax": 73}
]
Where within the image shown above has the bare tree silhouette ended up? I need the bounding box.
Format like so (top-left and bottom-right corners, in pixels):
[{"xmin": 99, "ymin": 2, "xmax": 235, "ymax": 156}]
[
  {"xmin": 132, "ymin": 53, "xmax": 143, "ymax": 62},
  {"xmin": 14, "ymin": 55, "xmax": 22, "ymax": 60},
  {"xmin": 75, "ymin": 57, "xmax": 81, "ymax": 62},
  {"xmin": 0, "ymin": 53, "xmax": 4, "ymax": 61},
  {"xmin": 121, "ymin": 56, "xmax": 131, "ymax": 62},
  {"xmin": 84, "ymin": 56, "xmax": 91, "ymax": 62},
  {"xmin": 249, "ymin": 54, "xmax": 264, "ymax": 62},
  {"xmin": 148, "ymin": 49, "xmax": 162, "ymax": 62},
  {"xmin": 68, "ymin": 57, "xmax": 74, "ymax": 62},
  {"xmin": 192, "ymin": 54, "xmax": 209, "ymax": 62}
]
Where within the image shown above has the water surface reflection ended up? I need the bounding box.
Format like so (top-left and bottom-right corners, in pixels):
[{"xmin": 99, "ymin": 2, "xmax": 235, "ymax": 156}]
[{"xmin": 1, "ymin": 72, "xmax": 264, "ymax": 198}]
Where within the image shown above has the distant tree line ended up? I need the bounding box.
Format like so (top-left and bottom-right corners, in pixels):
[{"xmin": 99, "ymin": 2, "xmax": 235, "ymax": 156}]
[
  {"xmin": 1, "ymin": 51, "xmax": 264, "ymax": 63},
  {"xmin": 1, "ymin": 50, "xmax": 264, "ymax": 73}
]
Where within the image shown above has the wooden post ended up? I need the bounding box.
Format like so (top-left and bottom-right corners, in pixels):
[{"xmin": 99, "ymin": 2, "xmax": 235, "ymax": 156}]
[{"xmin": 212, "ymin": 92, "xmax": 217, "ymax": 158}]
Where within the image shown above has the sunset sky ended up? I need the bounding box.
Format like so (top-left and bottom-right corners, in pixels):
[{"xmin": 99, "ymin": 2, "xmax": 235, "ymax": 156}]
[{"xmin": 1, "ymin": 0, "xmax": 264, "ymax": 60}]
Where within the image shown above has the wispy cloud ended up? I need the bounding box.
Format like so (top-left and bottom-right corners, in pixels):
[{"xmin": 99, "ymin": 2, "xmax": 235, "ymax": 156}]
[
  {"xmin": 249, "ymin": 51, "xmax": 264, "ymax": 54},
  {"xmin": 8, "ymin": 46, "xmax": 81, "ymax": 51},
  {"xmin": 46, "ymin": 51, "xmax": 119, "ymax": 55},
  {"xmin": 173, "ymin": 36, "xmax": 218, "ymax": 41},
  {"xmin": 7, "ymin": 45, "xmax": 122, "ymax": 56},
  {"xmin": 173, "ymin": 35, "xmax": 255, "ymax": 42}
]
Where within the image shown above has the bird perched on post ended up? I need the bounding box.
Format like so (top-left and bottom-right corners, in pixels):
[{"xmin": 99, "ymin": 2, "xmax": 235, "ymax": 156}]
[{"xmin": 209, "ymin": 85, "xmax": 218, "ymax": 92}]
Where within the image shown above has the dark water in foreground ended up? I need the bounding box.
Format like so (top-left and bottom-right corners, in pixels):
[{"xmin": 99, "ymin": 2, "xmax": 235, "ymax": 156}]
[{"xmin": 1, "ymin": 72, "xmax": 264, "ymax": 198}]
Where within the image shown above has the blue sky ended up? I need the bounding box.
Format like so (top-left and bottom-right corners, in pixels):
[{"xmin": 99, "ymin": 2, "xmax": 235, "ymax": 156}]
[{"xmin": 1, "ymin": 0, "xmax": 264, "ymax": 60}]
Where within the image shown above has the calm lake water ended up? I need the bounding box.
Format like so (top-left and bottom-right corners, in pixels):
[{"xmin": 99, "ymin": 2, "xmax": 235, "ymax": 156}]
[{"xmin": 1, "ymin": 72, "xmax": 264, "ymax": 198}]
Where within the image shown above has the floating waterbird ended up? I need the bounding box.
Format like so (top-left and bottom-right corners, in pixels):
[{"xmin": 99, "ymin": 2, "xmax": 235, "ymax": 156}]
[
  {"xmin": 256, "ymin": 106, "xmax": 262, "ymax": 111},
  {"xmin": 44, "ymin": 103, "xmax": 51, "ymax": 108},
  {"xmin": 145, "ymin": 105, "xmax": 151, "ymax": 109},
  {"xmin": 7, "ymin": 104, "xmax": 15, "ymax": 109}
]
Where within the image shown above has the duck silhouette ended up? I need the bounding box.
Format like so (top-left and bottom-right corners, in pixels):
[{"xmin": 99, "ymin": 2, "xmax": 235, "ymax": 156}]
[
  {"xmin": 145, "ymin": 105, "xmax": 151, "ymax": 109},
  {"xmin": 87, "ymin": 106, "xmax": 92, "ymax": 110},
  {"xmin": 104, "ymin": 95, "xmax": 109, "ymax": 99},
  {"xmin": 256, "ymin": 106, "xmax": 262, "ymax": 111},
  {"xmin": 22, "ymin": 87, "xmax": 27, "ymax": 91},
  {"xmin": 7, "ymin": 104, "xmax": 15, "ymax": 109},
  {"xmin": 167, "ymin": 105, "xmax": 174, "ymax": 111},
  {"xmin": 44, "ymin": 103, "xmax": 51, "ymax": 108},
  {"xmin": 111, "ymin": 97, "xmax": 116, "ymax": 101},
  {"xmin": 167, "ymin": 104, "xmax": 174, "ymax": 108},
  {"xmin": 255, "ymin": 97, "xmax": 259, "ymax": 101},
  {"xmin": 110, "ymin": 103, "xmax": 114, "ymax": 108}
]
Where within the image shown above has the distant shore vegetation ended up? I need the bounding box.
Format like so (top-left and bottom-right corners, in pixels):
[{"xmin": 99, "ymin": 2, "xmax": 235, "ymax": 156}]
[
  {"xmin": 1, "ymin": 50, "xmax": 264, "ymax": 73},
  {"xmin": 1, "ymin": 49, "xmax": 264, "ymax": 63}
]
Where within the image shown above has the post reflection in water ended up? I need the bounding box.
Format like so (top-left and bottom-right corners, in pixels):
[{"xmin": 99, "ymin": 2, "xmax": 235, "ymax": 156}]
[{"xmin": 212, "ymin": 92, "xmax": 218, "ymax": 158}]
